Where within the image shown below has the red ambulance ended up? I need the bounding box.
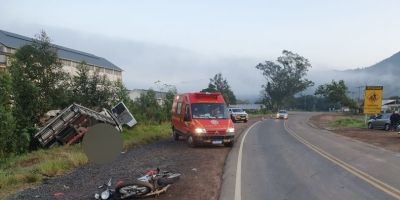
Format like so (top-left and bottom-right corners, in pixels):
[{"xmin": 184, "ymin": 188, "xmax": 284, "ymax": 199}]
[{"xmin": 171, "ymin": 92, "xmax": 235, "ymax": 147}]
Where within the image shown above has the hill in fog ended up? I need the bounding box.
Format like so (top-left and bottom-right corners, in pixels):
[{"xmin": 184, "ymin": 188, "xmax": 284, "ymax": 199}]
[{"xmin": 308, "ymin": 51, "xmax": 400, "ymax": 99}]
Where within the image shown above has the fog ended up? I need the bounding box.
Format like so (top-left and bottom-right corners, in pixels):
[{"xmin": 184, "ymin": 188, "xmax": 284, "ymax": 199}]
[
  {"xmin": 38, "ymin": 28, "xmax": 266, "ymax": 101},
  {"xmin": 3, "ymin": 26, "xmax": 399, "ymax": 102},
  {"xmin": 307, "ymin": 65, "xmax": 399, "ymax": 99}
]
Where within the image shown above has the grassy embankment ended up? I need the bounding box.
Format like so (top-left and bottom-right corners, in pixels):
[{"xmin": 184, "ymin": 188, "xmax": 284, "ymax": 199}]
[
  {"xmin": 248, "ymin": 110, "xmax": 273, "ymax": 119},
  {"xmin": 331, "ymin": 115, "xmax": 365, "ymax": 129},
  {"xmin": 0, "ymin": 123, "xmax": 171, "ymax": 199}
]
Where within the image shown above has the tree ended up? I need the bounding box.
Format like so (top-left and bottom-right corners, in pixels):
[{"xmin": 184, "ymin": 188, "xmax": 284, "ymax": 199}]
[
  {"xmin": 201, "ymin": 73, "xmax": 237, "ymax": 105},
  {"xmin": 293, "ymin": 95, "xmax": 330, "ymax": 111},
  {"xmin": 255, "ymin": 50, "xmax": 314, "ymax": 110},
  {"xmin": 161, "ymin": 87, "xmax": 177, "ymax": 121},
  {"xmin": 314, "ymin": 80, "xmax": 357, "ymax": 109},
  {"xmin": 112, "ymin": 81, "xmax": 131, "ymax": 105},
  {"xmin": 130, "ymin": 89, "xmax": 162, "ymax": 124},
  {"xmin": 0, "ymin": 71, "xmax": 18, "ymax": 157},
  {"xmin": 71, "ymin": 62, "xmax": 114, "ymax": 109},
  {"xmin": 72, "ymin": 63, "xmax": 91, "ymax": 106},
  {"xmin": 10, "ymin": 31, "xmax": 67, "ymax": 126}
]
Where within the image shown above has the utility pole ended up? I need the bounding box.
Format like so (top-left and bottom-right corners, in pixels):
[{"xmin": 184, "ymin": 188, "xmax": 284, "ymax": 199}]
[{"xmin": 357, "ymin": 86, "xmax": 363, "ymax": 103}]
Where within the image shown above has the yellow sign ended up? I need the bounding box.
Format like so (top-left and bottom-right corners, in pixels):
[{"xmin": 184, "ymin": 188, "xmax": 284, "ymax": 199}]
[{"xmin": 363, "ymin": 86, "xmax": 383, "ymax": 114}]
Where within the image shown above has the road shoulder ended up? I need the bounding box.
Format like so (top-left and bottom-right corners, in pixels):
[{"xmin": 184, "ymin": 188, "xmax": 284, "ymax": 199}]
[{"xmin": 286, "ymin": 112, "xmax": 400, "ymax": 197}]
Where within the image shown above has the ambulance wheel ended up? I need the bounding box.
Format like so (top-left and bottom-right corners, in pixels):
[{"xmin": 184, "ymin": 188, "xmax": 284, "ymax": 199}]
[
  {"xmin": 187, "ymin": 136, "xmax": 197, "ymax": 147},
  {"xmin": 172, "ymin": 129, "xmax": 180, "ymax": 141},
  {"xmin": 224, "ymin": 141, "xmax": 234, "ymax": 147}
]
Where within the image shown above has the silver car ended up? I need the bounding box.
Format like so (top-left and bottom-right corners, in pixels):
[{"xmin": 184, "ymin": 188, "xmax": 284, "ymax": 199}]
[
  {"xmin": 276, "ymin": 110, "xmax": 288, "ymax": 119},
  {"xmin": 228, "ymin": 107, "xmax": 248, "ymax": 123},
  {"xmin": 367, "ymin": 113, "xmax": 391, "ymax": 131}
]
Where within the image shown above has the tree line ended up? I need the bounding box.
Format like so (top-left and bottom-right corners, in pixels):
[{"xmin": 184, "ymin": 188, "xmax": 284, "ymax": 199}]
[{"xmin": 0, "ymin": 32, "xmax": 175, "ymax": 157}]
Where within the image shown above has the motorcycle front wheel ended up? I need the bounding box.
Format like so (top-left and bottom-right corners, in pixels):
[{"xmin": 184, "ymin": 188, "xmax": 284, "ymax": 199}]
[
  {"xmin": 115, "ymin": 181, "xmax": 152, "ymax": 199},
  {"xmin": 158, "ymin": 172, "xmax": 181, "ymax": 185}
]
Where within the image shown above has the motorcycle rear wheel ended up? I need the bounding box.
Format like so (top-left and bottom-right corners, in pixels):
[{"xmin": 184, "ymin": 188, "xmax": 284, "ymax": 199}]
[{"xmin": 115, "ymin": 181, "xmax": 152, "ymax": 199}]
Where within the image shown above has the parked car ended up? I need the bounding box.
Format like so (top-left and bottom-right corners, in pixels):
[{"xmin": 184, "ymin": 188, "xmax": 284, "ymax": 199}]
[
  {"xmin": 171, "ymin": 92, "xmax": 235, "ymax": 147},
  {"xmin": 228, "ymin": 107, "xmax": 248, "ymax": 123},
  {"xmin": 276, "ymin": 110, "xmax": 288, "ymax": 119},
  {"xmin": 367, "ymin": 113, "xmax": 391, "ymax": 130}
]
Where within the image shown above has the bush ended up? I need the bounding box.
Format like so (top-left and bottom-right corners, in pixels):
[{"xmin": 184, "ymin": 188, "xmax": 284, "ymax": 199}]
[
  {"xmin": 332, "ymin": 117, "xmax": 364, "ymax": 128},
  {"xmin": 127, "ymin": 89, "xmax": 176, "ymax": 125}
]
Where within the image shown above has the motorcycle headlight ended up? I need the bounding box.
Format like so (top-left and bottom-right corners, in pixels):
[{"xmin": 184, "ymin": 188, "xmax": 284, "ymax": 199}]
[
  {"xmin": 101, "ymin": 190, "xmax": 110, "ymax": 199},
  {"xmin": 94, "ymin": 193, "xmax": 100, "ymax": 199},
  {"xmin": 194, "ymin": 128, "xmax": 206, "ymax": 136}
]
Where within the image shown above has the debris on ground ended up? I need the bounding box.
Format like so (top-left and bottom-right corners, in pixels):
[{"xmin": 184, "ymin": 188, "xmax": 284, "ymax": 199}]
[{"xmin": 34, "ymin": 102, "xmax": 136, "ymax": 148}]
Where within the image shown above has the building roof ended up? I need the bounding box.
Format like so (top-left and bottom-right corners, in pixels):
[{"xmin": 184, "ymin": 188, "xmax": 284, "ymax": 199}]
[
  {"xmin": 383, "ymin": 100, "xmax": 396, "ymax": 105},
  {"xmin": 0, "ymin": 29, "xmax": 122, "ymax": 71}
]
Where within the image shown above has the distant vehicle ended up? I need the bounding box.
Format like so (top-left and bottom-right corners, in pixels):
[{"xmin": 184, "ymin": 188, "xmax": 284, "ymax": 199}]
[
  {"xmin": 171, "ymin": 92, "xmax": 235, "ymax": 147},
  {"xmin": 228, "ymin": 107, "xmax": 248, "ymax": 123},
  {"xmin": 276, "ymin": 110, "xmax": 288, "ymax": 119},
  {"xmin": 367, "ymin": 113, "xmax": 391, "ymax": 130}
]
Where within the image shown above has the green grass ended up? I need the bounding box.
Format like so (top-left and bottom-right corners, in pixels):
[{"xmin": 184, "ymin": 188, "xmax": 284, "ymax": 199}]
[
  {"xmin": 331, "ymin": 117, "xmax": 365, "ymax": 128},
  {"xmin": 248, "ymin": 111, "xmax": 273, "ymax": 119},
  {"xmin": 0, "ymin": 123, "xmax": 171, "ymax": 199},
  {"xmin": 122, "ymin": 123, "xmax": 171, "ymax": 149}
]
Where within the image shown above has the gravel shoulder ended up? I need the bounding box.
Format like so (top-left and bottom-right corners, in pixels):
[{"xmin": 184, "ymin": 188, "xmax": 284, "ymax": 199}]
[
  {"xmin": 11, "ymin": 118, "xmax": 261, "ymax": 200},
  {"xmin": 309, "ymin": 113, "xmax": 400, "ymax": 153}
]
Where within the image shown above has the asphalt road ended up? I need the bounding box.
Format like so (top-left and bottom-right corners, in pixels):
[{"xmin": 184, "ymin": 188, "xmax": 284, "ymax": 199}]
[{"xmin": 220, "ymin": 113, "xmax": 400, "ymax": 200}]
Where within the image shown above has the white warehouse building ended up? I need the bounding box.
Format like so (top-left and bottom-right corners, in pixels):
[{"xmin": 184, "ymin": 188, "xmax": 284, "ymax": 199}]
[{"xmin": 0, "ymin": 29, "xmax": 122, "ymax": 82}]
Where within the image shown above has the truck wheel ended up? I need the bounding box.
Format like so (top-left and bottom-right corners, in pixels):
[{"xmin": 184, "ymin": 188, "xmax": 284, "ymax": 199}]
[
  {"xmin": 172, "ymin": 129, "xmax": 180, "ymax": 141},
  {"xmin": 224, "ymin": 141, "xmax": 234, "ymax": 147},
  {"xmin": 187, "ymin": 136, "xmax": 197, "ymax": 147},
  {"xmin": 244, "ymin": 119, "xmax": 248, "ymax": 123}
]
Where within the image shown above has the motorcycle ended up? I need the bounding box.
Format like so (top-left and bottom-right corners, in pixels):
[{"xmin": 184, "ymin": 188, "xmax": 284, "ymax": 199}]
[{"xmin": 94, "ymin": 168, "xmax": 181, "ymax": 199}]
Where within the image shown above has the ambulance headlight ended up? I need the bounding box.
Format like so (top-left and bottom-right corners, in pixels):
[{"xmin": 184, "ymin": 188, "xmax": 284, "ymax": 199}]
[
  {"xmin": 227, "ymin": 128, "xmax": 235, "ymax": 133},
  {"xmin": 194, "ymin": 128, "xmax": 206, "ymax": 136},
  {"xmin": 226, "ymin": 128, "xmax": 235, "ymax": 136}
]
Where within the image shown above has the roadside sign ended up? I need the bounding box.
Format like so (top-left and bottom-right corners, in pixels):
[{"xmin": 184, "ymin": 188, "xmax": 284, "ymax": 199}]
[{"xmin": 363, "ymin": 86, "xmax": 383, "ymax": 114}]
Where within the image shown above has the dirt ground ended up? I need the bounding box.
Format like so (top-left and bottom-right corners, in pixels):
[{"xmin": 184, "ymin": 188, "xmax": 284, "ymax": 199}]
[
  {"xmin": 309, "ymin": 113, "xmax": 400, "ymax": 153},
  {"xmin": 11, "ymin": 117, "xmax": 260, "ymax": 200}
]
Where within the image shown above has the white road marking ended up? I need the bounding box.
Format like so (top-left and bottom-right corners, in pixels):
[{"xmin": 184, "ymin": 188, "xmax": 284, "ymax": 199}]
[{"xmin": 235, "ymin": 121, "xmax": 261, "ymax": 200}]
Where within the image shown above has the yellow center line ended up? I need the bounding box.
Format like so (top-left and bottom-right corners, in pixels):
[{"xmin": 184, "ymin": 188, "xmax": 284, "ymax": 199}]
[{"xmin": 284, "ymin": 121, "xmax": 400, "ymax": 200}]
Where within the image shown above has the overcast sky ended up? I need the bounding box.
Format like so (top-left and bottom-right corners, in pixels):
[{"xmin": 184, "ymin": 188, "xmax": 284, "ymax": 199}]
[{"xmin": 1, "ymin": 0, "xmax": 400, "ymax": 100}]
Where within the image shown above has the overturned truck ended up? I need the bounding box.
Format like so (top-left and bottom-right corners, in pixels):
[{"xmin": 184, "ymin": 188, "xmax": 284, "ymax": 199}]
[{"xmin": 34, "ymin": 102, "xmax": 136, "ymax": 147}]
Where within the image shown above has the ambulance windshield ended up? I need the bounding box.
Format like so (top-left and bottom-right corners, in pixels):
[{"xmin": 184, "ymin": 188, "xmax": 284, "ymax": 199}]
[{"xmin": 191, "ymin": 103, "xmax": 228, "ymax": 119}]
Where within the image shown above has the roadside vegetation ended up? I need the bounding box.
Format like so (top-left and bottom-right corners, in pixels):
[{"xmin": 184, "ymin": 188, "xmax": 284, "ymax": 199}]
[
  {"xmin": 331, "ymin": 117, "xmax": 365, "ymax": 129},
  {"xmin": 0, "ymin": 123, "xmax": 171, "ymax": 199},
  {"xmin": 0, "ymin": 31, "xmax": 176, "ymax": 199}
]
